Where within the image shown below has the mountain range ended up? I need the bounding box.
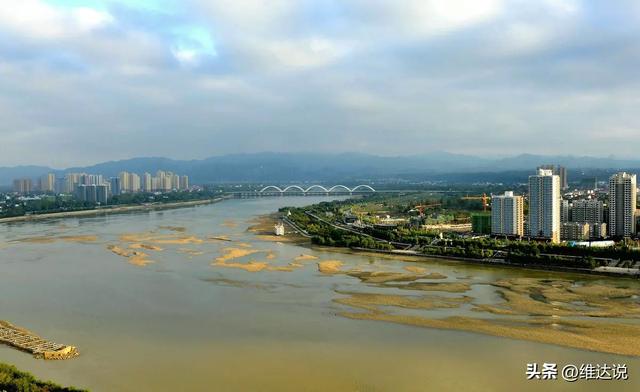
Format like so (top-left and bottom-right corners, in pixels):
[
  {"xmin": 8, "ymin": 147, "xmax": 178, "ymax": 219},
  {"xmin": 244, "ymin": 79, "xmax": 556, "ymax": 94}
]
[{"xmin": 1, "ymin": 152, "xmax": 639, "ymax": 186}]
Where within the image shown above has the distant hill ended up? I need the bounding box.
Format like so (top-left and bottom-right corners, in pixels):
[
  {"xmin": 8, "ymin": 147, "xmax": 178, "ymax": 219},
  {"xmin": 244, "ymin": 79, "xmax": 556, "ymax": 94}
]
[
  {"xmin": 1, "ymin": 152, "xmax": 639, "ymax": 185},
  {"xmin": 0, "ymin": 165, "xmax": 56, "ymax": 186}
]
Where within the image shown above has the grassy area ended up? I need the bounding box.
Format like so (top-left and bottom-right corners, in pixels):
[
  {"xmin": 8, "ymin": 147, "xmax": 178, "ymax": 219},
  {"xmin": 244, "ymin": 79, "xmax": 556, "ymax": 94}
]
[{"xmin": 0, "ymin": 363, "xmax": 85, "ymax": 392}]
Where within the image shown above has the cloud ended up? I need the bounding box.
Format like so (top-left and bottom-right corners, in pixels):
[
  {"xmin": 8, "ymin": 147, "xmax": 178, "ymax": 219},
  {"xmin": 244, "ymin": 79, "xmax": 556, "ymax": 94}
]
[
  {"xmin": 0, "ymin": 0, "xmax": 639, "ymax": 166},
  {"xmin": 0, "ymin": 0, "xmax": 113, "ymax": 40}
]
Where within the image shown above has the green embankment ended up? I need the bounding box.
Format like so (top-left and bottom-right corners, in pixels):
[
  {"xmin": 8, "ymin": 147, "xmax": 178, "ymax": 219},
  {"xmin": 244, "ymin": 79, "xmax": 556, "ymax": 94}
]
[{"xmin": 0, "ymin": 363, "xmax": 86, "ymax": 392}]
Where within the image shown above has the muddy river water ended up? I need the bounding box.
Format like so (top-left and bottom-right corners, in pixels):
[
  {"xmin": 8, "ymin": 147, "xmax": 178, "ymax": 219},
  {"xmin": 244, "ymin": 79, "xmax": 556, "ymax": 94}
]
[{"xmin": 0, "ymin": 197, "xmax": 638, "ymax": 391}]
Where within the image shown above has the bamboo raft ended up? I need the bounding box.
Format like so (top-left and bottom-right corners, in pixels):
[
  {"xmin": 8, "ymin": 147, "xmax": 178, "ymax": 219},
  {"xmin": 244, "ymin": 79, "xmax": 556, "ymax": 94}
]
[{"xmin": 0, "ymin": 321, "xmax": 78, "ymax": 360}]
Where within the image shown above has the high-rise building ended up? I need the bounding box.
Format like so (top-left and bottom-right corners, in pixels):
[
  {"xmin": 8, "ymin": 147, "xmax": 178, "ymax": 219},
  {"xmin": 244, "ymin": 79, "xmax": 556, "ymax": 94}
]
[
  {"xmin": 110, "ymin": 177, "xmax": 121, "ymax": 196},
  {"xmin": 560, "ymin": 199, "xmax": 570, "ymax": 223},
  {"xmin": 119, "ymin": 172, "xmax": 131, "ymax": 192},
  {"xmin": 142, "ymin": 173, "xmax": 152, "ymax": 192},
  {"xmin": 96, "ymin": 184, "xmax": 108, "ymax": 204},
  {"xmin": 180, "ymin": 175, "xmax": 189, "ymax": 190},
  {"xmin": 40, "ymin": 173, "xmax": 55, "ymax": 192},
  {"xmin": 171, "ymin": 174, "xmax": 180, "ymax": 190},
  {"xmin": 55, "ymin": 177, "xmax": 66, "ymax": 194},
  {"xmin": 130, "ymin": 173, "xmax": 141, "ymax": 192},
  {"xmin": 491, "ymin": 191, "xmax": 524, "ymax": 237},
  {"xmin": 528, "ymin": 169, "xmax": 561, "ymax": 243},
  {"xmin": 155, "ymin": 170, "xmax": 171, "ymax": 191},
  {"xmin": 572, "ymin": 199, "xmax": 604, "ymax": 225},
  {"xmin": 64, "ymin": 173, "xmax": 83, "ymax": 193},
  {"xmin": 558, "ymin": 166, "xmax": 568, "ymax": 190},
  {"xmin": 538, "ymin": 165, "xmax": 568, "ymax": 190},
  {"xmin": 591, "ymin": 223, "xmax": 607, "ymax": 239},
  {"xmin": 12, "ymin": 178, "xmax": 33, "ymax": 194},
  {"xmin": 608, "ymin": 172, "xmax": 637, "ymax": 238}
]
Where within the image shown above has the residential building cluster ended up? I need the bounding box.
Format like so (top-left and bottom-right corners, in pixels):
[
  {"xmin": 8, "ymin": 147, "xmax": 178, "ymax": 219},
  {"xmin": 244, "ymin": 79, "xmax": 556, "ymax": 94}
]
[
  {"xmin": 112, "ymin": 171, "xmax": 189, "ymax": 195},
  {"xmin": 486, "ymin": 167, "xmax": 638, "ymax": 242},
  {"xmin": 11, "ymin": 170, "xmax": 190, "ymax": 204}
]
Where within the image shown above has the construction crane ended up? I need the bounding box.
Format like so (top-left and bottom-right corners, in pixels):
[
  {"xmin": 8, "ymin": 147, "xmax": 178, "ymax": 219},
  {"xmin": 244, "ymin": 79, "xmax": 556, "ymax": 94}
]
[{"xmin": 461, "ymin": 193, "xmax": 490, "ymax": 212}]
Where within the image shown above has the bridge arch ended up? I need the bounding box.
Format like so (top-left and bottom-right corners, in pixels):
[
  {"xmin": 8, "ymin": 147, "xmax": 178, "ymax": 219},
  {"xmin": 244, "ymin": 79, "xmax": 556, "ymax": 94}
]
[
  {"xmin": 351, "ymin": 185, "xmax": 376, "ymax": 192},
  {"xmin": 304, "ymin": 185, "xmax": 329, "ymax": 193},
  {"xmin": 260, "ymin": 185, "xmax": 284, "ymax": 193},
  {"xmin": 328, "ymin": 185, "xmax": 352, "ymax": 193},
  {"xmin": 282, "ymin": 185, "xmax": 306, "ymax": 193}
]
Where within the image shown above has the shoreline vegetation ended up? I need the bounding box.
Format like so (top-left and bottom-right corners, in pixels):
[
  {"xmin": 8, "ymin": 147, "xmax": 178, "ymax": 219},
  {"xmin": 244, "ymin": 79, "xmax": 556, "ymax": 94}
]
[
  {"xmin": 0, "ymin": 197, "xmax": 227, "ymax": 224},
  {"xmin": 0, "ymin": 362, "xmax": 86, "ymax": 392},
  {"xmin": 277, "ymin": 198, "xmax": 640, "ymax": 279}
]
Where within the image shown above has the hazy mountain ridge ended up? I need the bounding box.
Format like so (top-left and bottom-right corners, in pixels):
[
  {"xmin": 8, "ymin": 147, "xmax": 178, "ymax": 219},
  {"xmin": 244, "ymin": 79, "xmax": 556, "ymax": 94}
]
[{"xmin": 1, "ymin": 152, "xmax": 639, "ymax": 185}]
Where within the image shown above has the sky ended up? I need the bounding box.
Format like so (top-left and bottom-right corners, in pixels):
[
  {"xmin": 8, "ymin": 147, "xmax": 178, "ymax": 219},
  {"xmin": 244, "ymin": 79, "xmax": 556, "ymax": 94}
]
[{"xmin": 0, "ymin": 0, "xmax": 639, "ymax": 167}]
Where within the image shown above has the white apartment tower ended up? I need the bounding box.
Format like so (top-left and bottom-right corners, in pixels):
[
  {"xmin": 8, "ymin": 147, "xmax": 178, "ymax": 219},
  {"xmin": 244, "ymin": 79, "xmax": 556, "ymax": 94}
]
[
  {"xmin": 130, "ymin": 173, "xmax": 141, "ymax": 192},
  {"xmin": 119, "ymin": 171, "xmax": 131, "ymax": 192},
  {"xmin": 491, "ymin": 191, "xmax": 524, "ymax": 237},
  {"xmin": 142, "ymin": 172, "xmax": 152, "ymax": 192},
  {"xmin": 40, "ymin": 173, "xmax": 55, "ymax": 192},
  {"xmin": 528, "ymin": 169, "xmax": 561, "ymax": 243},
  {"xmin": 609, "ymin": 172, "xmax": 637, "ymax": 238}
]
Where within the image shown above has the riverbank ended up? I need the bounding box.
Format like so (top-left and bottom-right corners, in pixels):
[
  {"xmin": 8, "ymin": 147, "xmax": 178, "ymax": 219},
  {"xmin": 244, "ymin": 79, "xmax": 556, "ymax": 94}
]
[
  {"xmin": 348, "ymin": 247, "xmax": 640, "ymax": 279},
  {"xmin": 0, "ymin": 362, "xmax": 85, "ymax": 391},
  {"xmin": 259, "ymin": 213, "xmax": 640, "ymax": 279},
  {"xmin": 0, "ymin": 197, "xmax": 229, "ymax": 224}
]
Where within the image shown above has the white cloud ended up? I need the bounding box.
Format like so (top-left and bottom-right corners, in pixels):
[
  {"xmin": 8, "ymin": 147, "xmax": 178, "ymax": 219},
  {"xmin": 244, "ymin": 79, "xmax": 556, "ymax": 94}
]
[
  {"xmin": 0, "ymin": 0, "xmax": 113, "ymax": 40},
  {"xmin": 172, "ymin": 48, "xmax": 198, "ymax": 65},
  {"xmin": 71, "ymin": 7, "xmax": 114, "ymax": 32}
]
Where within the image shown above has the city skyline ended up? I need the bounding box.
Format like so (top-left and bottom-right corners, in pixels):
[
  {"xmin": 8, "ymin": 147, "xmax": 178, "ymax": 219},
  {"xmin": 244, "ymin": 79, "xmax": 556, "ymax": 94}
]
[{"xmin": 2, "ymin": 1, "xmax": 640, "ymax": 166}]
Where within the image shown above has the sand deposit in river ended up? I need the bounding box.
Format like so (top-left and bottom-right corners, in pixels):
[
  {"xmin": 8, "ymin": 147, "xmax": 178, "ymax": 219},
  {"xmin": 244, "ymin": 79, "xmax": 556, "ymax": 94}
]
[
  {"xmin": 317, "ymin": 260, "xmax": 344, "ymax": 274},
  {"xmin": 107, "ymin": 245, "xmax": 154, "ymax": 266},
  {"xmin": 208, "ymin": 235, "xmax": 232, "ymax": 242},
  {"xmin": 214, "ymin": 260, "xmax": 269, "ymax": 272},
  {"xmin": 13, "ymin": 235, "xmax": 98, "ymax": 244},
  {"xmin": 332, "ymin": 273, "xmax": 640, "ymax": 357},
  {"xmin": 472, "ymin": 277, "xmax": 640, "ymax": 318},
  {"xmin": 294, "ymin": 254, "xmax": 318, "ymax": 262},
  {"xmin": 214, "ymin": 247, "xmax": 262, "ymax": 263},
  {"xmin": 129, "ymin": 243, "xmax": 163, "ymax": 251},
  {"xmin": 403, "ymin": 265, "xmax": 427, "ymax": 274},
  {"xmin": 338, "ymin": 311, "xmax": 640, "ymax": 357},
  {"xmin": 334, "ymin": 291, "xmax": 472, "ymax": 312},
  {"xmin": 158, "ymin": 226, "xmax": 186, "ymax": 232}
]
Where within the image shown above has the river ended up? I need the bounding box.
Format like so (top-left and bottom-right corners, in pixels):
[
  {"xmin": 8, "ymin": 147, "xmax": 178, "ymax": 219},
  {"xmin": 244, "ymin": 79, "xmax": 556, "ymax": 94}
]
[{"xmin": 0, "ymin": 197, "xmax": 638, "ymax": 391}]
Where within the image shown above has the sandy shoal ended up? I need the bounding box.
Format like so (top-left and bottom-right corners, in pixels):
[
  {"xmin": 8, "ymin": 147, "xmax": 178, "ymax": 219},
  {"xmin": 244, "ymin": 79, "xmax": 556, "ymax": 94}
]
[
  {"xmin": 317, "ymin": 260, "xmax": 344, "ymax": 274},
  {"xmin": 334, "ymin": 291, "xmax": 472, "ymax": 312},
  {"xmin": 213, "ymin": 260, "xmax": 269, "ymax": 272},
  {"xmin": 107, "ymin": 245, "xmax": 154, "ymax": 267},
  {"xmin": 13, "ymin": 235, "xmax": 98, "ymax": 244},
  {"xmin": 159, "ymin": 225, "xmax": 186, "ymax": 232},
  {"xmin": 338, "ymin": 312, "xmax": 640, "ymax": 357},
  {"xmin": 129, "ymin": 243, "xmax": 163, "ymax": 251},
  {"xmin": 294, "ymin": 254, "xmax": 318, "ymax": 262},
  {"xmin": 214, "ymin": 247, "xmax": 263, "ymax": 264}
]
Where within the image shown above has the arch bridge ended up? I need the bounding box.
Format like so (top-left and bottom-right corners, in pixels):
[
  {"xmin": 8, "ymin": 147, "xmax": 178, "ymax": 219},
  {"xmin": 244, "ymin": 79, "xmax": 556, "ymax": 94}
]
[{"xmin": 258, "ymin": 184, "xmax": 375, "ymax": 194}]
